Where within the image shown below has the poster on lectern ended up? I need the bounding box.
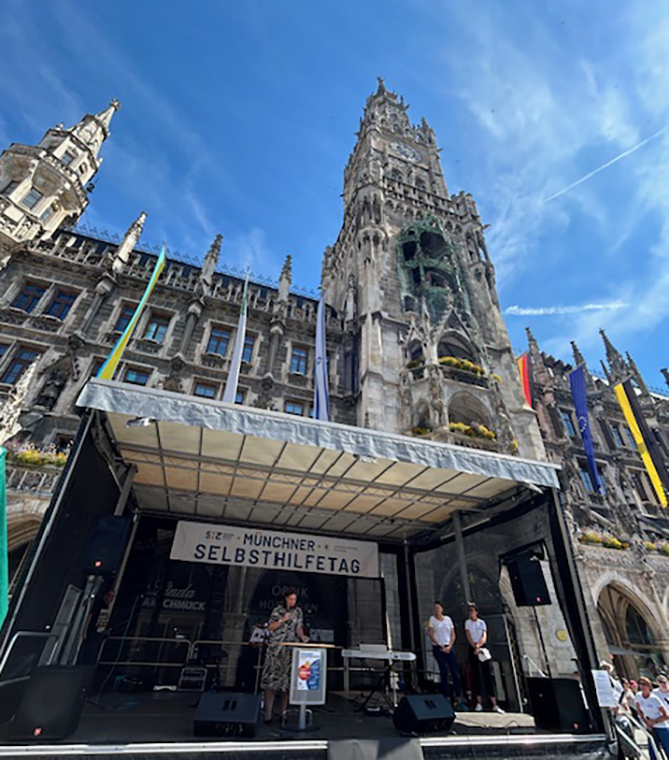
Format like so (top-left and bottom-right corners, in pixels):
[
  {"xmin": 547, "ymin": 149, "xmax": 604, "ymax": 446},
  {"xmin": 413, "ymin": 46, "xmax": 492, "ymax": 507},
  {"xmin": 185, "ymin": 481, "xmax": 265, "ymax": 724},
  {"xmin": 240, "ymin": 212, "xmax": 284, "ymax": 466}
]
[
  {"xmin": 290, "ymin": 648, "xmax": 327, "ymax": 705},
  {"xmin": 170, "ymin": 520, "xmax": 379, "ymax": 578}
]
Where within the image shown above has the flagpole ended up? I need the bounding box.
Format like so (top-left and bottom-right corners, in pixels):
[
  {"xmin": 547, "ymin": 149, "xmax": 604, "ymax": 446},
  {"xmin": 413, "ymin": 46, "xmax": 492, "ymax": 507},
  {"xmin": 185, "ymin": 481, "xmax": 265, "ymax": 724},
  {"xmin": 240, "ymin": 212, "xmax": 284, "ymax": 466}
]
[
  {"xmin": 222, "ymin": 271, "xmax": 249, "ymax": 405},
  {"xmin": 0, "ymin": 448, "xmax": 8, "ymax": 629},
  {"xmin": 314, "ymin": 296, "xmax": 330, "ymax": 422}
]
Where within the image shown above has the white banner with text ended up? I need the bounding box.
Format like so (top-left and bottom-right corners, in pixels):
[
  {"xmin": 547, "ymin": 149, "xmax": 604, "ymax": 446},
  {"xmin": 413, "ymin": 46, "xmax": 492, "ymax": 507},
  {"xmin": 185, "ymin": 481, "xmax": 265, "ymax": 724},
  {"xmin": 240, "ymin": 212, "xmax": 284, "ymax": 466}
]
[{"xmin": 170, "ymin": 521, "xmax": 379, "ymax": 578}]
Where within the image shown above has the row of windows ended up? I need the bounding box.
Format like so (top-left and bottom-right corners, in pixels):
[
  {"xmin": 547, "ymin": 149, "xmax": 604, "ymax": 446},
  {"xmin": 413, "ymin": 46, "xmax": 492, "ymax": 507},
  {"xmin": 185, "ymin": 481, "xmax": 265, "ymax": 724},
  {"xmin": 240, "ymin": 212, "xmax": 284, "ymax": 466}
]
[
  {"xmin": 11, "ymin": 283, "xmax": 77, "ymax": 320},
  {"xmin": 560, "ymin": 409, "xmax": 637, "ymax": 451}
]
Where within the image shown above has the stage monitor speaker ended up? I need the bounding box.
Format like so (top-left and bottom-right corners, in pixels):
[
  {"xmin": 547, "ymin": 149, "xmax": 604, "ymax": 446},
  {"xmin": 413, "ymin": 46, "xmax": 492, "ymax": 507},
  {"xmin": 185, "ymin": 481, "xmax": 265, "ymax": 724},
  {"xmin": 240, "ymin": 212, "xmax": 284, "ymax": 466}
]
[
  {"xmin": 507, "ymin": 555, "xmax": 551, "ymax": 606},
  {"xmin": 9, "ymin": 666, "xmax": 93, "ymax": 741},
  {"xmin": 393, "ymin": 694, "xmax": 455, "ymax": 734},
  {"xmin": 527, "ymin": 677, "xmax": 590, "ymax": 733},
  {"xmin": 193, "ymin": 692, "xmax": 261, "ymax": 738},
  {"xmin": 80, "ymin": 515, "xmax": 131, "ymax": 575}
]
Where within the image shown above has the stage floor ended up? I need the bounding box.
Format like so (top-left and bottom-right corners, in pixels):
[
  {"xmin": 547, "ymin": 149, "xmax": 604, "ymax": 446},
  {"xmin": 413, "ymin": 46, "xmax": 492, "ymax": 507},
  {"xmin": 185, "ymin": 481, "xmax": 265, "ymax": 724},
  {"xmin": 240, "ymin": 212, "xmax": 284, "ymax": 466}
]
[{"xmin": 69, "ymin": 691, "xmax": 536, "ymax": 744}]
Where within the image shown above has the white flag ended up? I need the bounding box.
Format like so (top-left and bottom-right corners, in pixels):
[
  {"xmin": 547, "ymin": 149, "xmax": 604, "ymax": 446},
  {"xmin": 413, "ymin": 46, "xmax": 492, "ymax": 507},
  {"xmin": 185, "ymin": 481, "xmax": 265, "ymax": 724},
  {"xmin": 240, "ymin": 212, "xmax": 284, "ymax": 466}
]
[
  {"xmin": 314, "ymin": 297, "xmax": 330, "ymax": 421},
  {"xmin": 222, "ymin": 273, "xmax": 249, "ymax": 404}
]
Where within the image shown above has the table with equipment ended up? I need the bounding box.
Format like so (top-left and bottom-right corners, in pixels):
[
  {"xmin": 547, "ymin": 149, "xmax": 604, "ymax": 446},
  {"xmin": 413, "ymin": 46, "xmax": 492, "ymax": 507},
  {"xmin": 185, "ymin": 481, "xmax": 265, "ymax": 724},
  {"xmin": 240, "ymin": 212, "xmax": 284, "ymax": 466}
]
[{"xmin": 342, "ymin": 644, "xmax": 416, "ymax": 711}]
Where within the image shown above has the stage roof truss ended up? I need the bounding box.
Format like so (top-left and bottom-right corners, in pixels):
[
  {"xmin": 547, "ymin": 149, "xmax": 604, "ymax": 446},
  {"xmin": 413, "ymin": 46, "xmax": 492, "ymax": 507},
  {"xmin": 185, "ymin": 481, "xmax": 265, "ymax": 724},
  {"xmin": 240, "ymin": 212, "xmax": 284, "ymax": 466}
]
[{"xmin": 77, "ymin": 380, "xmax": 560, "ymax": 544}]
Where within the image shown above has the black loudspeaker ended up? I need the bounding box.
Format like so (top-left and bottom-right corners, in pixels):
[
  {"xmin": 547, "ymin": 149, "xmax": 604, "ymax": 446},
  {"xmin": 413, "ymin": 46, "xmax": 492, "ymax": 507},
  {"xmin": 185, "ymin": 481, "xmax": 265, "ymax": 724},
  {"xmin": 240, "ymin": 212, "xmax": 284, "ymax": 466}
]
[
  {"xmin": 393, "ymin": 694, "xmax": 455, "ymax": 734},
  {"xmin": 507, "ymin": 556, "xmax": 551, "ymax": 606},
  {"xmin": 9, "ymin": 666, "xmax": 93, "ymax": 741},
  {"xmin": 193, "ymin": 692, "xmax": 261, "ymax": 738},
  {"xmin": 527, "ymin": 677, "xmax": 590, "ymax": 733},
  {"xmin": 80, "ymin": 515, "xmax": 131, "ymax": 575}
]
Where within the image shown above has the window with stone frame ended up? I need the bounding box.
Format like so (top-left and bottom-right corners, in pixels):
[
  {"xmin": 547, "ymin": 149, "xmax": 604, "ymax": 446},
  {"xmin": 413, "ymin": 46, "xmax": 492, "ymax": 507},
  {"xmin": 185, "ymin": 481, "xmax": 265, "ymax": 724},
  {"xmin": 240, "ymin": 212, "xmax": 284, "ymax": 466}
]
[
  {"xmin": 560, "ymin": 410, "xmax": 576, "ymax": 438},
  {"xmin": 290, "ymin": 346, "xmax": 308, "ymax": 375},
  {"xmin": 88, "ymin": 357, "xmax": 105, "ymax": 378},
  {"xmin": 1, "ymin": 347, "xmax": 40, "ymax": 385},
  {"xmin": 235, "ymin": 389, "xmax": 246, "ymax": 405},
  {"xmin": 45, "ymin": 289, "xmax": 77, "ymax": 320},
  {"xmin": 21, "ymin": 188, "xmax": 43, "ymax": 210},
  {"xmin": 60, "ymin": 151, "xmax": 75, "ymax": 167},
  {"xmin": 1, "ymin": 180, "xmax": 20, "ymax": 197},
  {"xmin": 631, "ymin": 470, "xmax": 652, "ymax": 503},
  {"xmin": 579, "ymin": 462, "xmax": 595, "ymax": 494},
  {"xmin": 143, "ymin": 312, "xmax": 171, "ymax": 343},
  {"xmin": 206, "ymin": 326, "xmax": 230, "ymax": 356},
  {"xmin": 242, "ymin": 335, "xmax": 256, "ymax": 364},
  {"xmin": 623, "ymin": 425, "xmax": 637, "ymax": 450},
  {"xmin": 611, "ymin": 424, "xmax": 625, "ymax": 448},
  {"xmin": 0, "ymin": 344, "xmax": 8, "ymax": 363},
  {"xmin": 193, "ymin": 381, "xmax": 218, "ymax": 399},
  {"xmin": 11, "ymin": 283, "xmax": 46, "ymax": 314},
  {"xmin": 40, "ymin": 205, "xmax": 54, "ymax": 223},
  {"xmin": 285, "ymin": 400, "xmax": 305, "ymax": 416},
  {"xmin": 114, "ymin": 304, "xmax": 136, "ymax": 333},
  {"xmin": 123, "ymin": 367, "xmax": 150, "ymax": 386}
]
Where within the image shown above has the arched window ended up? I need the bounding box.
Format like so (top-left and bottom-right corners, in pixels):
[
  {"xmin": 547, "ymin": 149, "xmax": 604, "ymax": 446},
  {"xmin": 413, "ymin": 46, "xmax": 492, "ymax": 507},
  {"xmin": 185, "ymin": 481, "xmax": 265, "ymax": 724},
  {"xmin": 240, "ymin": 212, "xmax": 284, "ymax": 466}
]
[
  {"xmin": 438, "ymin": 334, "xmax": 476, "ymax": 362},
  {"xmin": 448, "ymin": 392, "xmax": 490, "ymax": 428}
]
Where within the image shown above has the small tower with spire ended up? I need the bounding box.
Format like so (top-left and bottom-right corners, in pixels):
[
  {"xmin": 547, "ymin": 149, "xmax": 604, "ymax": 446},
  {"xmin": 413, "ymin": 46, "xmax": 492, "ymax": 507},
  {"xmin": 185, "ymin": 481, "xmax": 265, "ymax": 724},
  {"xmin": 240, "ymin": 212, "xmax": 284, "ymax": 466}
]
[
  {"xmin": 196, "ymin": 234, "xmax": 222, "ymax": 298},
  {"xmin": 600, "ymin": 329, "xmax": 628, "ymax": 383},
  {"xmin": 0, "ymin": 100, "xmax": 120, "ymax": 259}
]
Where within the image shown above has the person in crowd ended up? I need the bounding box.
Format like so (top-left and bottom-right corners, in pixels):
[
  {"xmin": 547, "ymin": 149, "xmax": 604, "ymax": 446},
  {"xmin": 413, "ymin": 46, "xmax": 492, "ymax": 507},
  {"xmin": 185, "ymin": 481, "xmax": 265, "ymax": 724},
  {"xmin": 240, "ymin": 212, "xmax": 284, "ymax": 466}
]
[
  {"xmin": 464, "ymin": 603, "xmax": 503, "ymax": 713},
  {"xmin": 655, "ymin": 675, "xmax": 669, "ymax": 712},
  {"xmin": 634, "ymin": 677, "xmax": 669, "ymax": 759},
  {"xmin": 427, "ymin": 601, "xmax": 466, "ymax": 709},
  {"xmin": 261, "ymin": 587, "xmax": 309, "ymax": 724}
]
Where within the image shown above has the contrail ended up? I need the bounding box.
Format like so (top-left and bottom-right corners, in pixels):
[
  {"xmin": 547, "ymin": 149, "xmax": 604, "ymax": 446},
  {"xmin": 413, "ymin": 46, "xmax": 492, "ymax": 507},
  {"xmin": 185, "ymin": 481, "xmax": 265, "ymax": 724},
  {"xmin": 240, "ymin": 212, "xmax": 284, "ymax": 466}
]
[
  {"xmin": 505, "ymin": 302, "xmax": 628, "ymax": 316},
  {"xmin": 543, "ymin": 127, "xmax": 666, "ymax": 203}
]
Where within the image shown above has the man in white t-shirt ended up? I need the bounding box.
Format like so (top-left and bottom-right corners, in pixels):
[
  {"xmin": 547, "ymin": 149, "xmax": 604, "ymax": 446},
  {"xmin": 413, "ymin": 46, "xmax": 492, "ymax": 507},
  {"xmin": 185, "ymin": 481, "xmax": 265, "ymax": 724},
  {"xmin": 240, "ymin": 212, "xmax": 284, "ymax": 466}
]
[
  {"xmin": 464, "ymin": 603, "xmax": 503, "ymax": 713},
  {"xmin": 635, "ymin": 677, "xmax": 669, "ymax": 758},
  {"xmin": 654, "ymin": 675, "xmax": 669, "ymax": 711},
  {"xmin": 427, "ymin": 601, "xmax": 465, "ymax": 708}
]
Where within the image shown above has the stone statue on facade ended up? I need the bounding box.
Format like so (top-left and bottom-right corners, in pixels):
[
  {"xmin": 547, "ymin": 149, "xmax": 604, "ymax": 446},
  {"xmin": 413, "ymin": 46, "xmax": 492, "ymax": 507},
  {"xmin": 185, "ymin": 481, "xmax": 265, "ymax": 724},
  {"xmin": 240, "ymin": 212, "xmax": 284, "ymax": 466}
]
[
  {"xmin": 344, "ymin": 274, "xmax": 357, "ymax": 324},
  {"xmin": 35, "ymin": 368, "xmax": 69, "ymax": 412},
  {"xmin": 427, "ymin": 364, "xmax": 446, "ymax": 428}
]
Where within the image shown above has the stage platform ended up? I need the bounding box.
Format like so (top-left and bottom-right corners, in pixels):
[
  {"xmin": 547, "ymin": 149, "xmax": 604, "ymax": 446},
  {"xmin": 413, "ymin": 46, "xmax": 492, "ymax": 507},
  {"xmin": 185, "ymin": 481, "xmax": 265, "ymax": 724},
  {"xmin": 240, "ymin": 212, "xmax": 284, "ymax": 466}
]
[{"xmin": 0, "ymin": 692, "xmax": 612, "ymax": 759}]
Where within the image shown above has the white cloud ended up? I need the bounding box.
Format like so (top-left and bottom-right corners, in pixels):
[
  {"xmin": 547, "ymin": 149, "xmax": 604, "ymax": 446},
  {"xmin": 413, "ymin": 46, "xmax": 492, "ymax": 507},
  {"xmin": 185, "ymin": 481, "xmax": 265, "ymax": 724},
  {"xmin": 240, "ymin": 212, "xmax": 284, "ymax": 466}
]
[{"xmin": 505, "ymin": 302, "xmax": 628, "ymax": 317}]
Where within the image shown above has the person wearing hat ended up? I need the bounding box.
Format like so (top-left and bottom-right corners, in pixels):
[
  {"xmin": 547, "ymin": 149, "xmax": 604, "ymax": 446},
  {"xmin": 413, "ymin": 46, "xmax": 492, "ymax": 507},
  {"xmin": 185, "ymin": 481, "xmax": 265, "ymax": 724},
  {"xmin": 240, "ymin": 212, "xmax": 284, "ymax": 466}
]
[
  {"xmin": 634, "ymin": 677, "xmax": 669, "ymax": 758},
  {"xmin": 464, "ymin": 603, "xmax": 503, "ymax": 713}
]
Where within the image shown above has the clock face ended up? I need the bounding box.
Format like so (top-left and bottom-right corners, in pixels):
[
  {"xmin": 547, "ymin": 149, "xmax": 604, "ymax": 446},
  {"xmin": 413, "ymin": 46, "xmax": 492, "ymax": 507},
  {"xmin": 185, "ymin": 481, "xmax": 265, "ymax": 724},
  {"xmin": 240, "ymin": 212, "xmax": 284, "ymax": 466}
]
[{"xmin": 391, "ymin": 141, "xmax": 422, "ymax": 163}]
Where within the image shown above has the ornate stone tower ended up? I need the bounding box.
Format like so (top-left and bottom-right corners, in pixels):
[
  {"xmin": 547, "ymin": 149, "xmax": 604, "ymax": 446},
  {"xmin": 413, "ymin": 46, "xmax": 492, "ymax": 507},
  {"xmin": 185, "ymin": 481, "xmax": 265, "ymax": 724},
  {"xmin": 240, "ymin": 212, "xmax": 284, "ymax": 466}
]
[
  {"xmin": 323, "ymin": 80, "xmax": 544, "ymax": 459},
  {"xmin": 0, "ymin": 100, "xmax": 119, "ymax": 266}
]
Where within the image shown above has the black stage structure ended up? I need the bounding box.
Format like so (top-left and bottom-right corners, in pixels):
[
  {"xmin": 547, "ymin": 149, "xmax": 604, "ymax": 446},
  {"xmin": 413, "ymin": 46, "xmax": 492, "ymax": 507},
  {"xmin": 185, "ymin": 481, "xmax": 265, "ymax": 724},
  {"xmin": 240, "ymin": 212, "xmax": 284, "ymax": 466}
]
[{"xmin": 0, "ymin": 380, "xmax": 614, "ymax": 759}]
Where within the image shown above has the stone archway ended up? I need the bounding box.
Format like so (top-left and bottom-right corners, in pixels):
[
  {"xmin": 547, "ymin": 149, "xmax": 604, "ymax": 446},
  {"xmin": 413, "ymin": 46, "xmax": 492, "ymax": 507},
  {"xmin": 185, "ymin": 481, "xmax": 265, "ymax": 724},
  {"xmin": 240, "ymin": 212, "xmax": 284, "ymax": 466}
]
[
  {"xmin": 6, "ymin": 513, "xmax": 42, "ymax": 592},
  {"xmin": 596, "ymin": 579, "xmax": 667, "ymax": 680}
]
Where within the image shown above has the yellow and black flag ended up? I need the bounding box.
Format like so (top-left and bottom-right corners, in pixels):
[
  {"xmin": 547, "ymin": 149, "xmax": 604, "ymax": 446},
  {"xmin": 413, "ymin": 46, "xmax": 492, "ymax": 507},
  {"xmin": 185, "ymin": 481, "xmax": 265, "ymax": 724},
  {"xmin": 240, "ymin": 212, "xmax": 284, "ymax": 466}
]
[{"xmin": 614, "ymin": 380, "xmax": 668, "ymax": 508}]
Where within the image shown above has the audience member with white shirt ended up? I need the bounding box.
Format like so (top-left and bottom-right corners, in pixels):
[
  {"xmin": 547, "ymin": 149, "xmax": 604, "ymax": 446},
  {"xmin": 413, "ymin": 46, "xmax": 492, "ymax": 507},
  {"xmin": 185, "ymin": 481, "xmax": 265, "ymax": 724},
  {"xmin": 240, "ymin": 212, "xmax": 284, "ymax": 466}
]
[
  {"xmin": 635, "ymin": 677, "xmax": 669, "ymax": 759},
  {"xmin": 427, "ymin": 601, "xmax": 466, "ymax": 709},
  {"xmin": 464, "ymin": 603, "xmax": 503, "ymax": 713}
]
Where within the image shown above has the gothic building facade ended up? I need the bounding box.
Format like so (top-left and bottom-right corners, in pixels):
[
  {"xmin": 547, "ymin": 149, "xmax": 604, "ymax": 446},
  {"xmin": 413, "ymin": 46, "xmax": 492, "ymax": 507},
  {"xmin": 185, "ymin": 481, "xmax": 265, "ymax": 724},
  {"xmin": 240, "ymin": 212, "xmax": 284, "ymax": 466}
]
[{"xmin": 1, "ymin": 82, "xmax": 668, "ymax": 689}]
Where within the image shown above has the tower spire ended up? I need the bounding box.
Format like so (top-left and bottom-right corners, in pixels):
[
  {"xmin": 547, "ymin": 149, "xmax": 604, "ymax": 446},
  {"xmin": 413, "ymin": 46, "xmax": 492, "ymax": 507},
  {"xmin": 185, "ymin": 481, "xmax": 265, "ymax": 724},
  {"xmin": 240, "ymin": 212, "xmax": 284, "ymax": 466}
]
[
  {"xmin": 600, "ymin": 328, "xmax": 627, "ymax": 381},
  {"xmin": 198, "ymin": 234, "xmax": 222, "ymax": 296},
  {"xmin": 571, "ymin": 340, "xmax": 586, "ymax": 366},
  {"xmin": 278, "ymin": 254, "xmax": 292, "ymax": 301},
  {"xmin": 111, "ymin": 212, "xmax": 147, "ymax": 274}
]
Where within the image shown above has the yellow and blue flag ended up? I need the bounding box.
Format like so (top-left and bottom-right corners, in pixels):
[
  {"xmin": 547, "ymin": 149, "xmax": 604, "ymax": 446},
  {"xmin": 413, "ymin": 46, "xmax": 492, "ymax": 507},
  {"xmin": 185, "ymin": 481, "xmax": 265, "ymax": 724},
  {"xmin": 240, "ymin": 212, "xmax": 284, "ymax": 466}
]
[{"xmin": 98, "ymin": 246, "xmax": 166, "ymax": 381}]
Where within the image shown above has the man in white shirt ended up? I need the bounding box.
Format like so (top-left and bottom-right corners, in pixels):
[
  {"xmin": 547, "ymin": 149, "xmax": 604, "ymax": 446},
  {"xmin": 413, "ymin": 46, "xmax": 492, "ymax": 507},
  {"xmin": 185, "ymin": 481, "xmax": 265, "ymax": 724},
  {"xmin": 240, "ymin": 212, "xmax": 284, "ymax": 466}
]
[
  {"xmin": 464, "ymin": 603, "xmax": 503, "ymax": 713},
  {"xmin": 635, "ymin": 677, "xmax": 669, "ymax": 758},
  {"xmin": 654, "ymin": 675, "xmax": 669, "ymax": 712},
  {"xmin": 427, "ymin": 601, "xmax": 465, "ymax": 708}
]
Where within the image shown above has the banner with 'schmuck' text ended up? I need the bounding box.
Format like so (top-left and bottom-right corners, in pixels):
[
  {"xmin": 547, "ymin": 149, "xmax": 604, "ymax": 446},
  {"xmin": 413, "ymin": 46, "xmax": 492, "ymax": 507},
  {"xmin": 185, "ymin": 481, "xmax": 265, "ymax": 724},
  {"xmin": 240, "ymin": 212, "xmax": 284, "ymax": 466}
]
[{"xmin": 170, "ymin": 521, "xmax": 380, "ymax": 578}]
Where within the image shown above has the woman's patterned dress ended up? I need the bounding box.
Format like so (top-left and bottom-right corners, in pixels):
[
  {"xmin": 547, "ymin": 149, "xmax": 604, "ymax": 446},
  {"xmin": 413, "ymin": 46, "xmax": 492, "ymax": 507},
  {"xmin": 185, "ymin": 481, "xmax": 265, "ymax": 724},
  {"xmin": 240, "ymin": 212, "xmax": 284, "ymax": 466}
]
[{"xmin": 260, "ymin": 605, "xmax": 304, "ymax": 692}]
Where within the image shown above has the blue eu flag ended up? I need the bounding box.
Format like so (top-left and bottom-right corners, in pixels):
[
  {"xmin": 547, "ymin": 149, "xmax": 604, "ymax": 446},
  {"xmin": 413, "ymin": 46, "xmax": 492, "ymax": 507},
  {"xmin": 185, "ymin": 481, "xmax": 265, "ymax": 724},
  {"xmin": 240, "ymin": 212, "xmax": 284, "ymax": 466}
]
[{"xmin": 569, "ymin": 365, "xmax": 603, "ymax": 494}]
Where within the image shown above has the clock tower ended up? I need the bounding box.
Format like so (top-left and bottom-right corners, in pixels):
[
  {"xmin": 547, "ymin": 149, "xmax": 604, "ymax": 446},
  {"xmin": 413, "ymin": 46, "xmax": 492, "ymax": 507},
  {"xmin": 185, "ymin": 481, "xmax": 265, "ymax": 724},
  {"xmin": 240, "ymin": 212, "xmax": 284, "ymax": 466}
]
[{"xmin": 323, "ymin": 80, "xmax": 545, "ymax": 460}]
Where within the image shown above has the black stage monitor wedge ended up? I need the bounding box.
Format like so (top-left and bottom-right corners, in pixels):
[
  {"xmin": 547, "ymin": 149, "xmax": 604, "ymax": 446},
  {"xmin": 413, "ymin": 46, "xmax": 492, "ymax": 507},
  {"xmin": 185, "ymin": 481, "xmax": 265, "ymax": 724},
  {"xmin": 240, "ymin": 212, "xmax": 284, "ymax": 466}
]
[
  {"xmin": 393, "ymin": 694, "xmax": 455, "ymax": 734},
  {"xmin": 507, "ymin": 555, "xmax": 551, "ymax": 606},
  {"xmin": 527, "ymin": 677, "xmax": 590, "ymax": 733},
  {"xmin": 193, "ymin": 692, "xmax": 261, "ymax": 738},
  {"xmin": 9, "ymin": 666, "xmax": 93, "ymax": 741},
  {"xmin": 80, "ymin": 515, "xmax": 131, "ymax": 575}
]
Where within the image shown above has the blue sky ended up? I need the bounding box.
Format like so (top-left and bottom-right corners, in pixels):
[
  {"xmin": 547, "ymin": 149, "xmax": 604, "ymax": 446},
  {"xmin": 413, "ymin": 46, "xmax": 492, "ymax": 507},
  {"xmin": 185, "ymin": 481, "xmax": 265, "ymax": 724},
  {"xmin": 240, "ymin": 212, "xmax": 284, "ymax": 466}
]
[{"xmin": 1, "ymin": 0, "xmax": 667, "ymax": 387}]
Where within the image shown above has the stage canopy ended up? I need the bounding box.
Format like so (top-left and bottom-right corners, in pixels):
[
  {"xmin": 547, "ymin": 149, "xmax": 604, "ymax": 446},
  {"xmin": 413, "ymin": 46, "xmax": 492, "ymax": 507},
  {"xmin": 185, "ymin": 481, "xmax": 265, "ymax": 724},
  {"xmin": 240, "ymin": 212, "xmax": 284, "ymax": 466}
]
[{"xmin": 76, "ymin": 380, "xmax": 560, "ymax": 543}]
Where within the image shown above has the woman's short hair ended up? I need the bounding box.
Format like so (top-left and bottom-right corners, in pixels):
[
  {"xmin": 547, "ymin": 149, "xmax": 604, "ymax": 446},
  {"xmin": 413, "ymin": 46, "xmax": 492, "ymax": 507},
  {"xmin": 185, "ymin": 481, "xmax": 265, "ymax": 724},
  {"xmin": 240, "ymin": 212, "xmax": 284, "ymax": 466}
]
[
  {"xmin": 468, "ymin": 602, "xmax": 478, "ymax": 612},
  {"xmin": 283, "ymin": 587, "xmax": 298, "ymax": 600},
  {"xmin": 433, "ymin": 600, "xmax": 443, "ymax": 608},
  {"xmin": 638, "ymin": 677, "xmax": 652, "ymax": 688}
]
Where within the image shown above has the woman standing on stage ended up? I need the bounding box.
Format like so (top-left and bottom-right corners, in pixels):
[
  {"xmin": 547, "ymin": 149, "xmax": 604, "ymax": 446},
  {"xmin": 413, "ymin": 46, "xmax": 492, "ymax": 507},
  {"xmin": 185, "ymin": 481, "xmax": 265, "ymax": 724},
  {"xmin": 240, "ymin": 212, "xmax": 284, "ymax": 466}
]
[
  {"xmin": 465, "ymin": 603, "xmax": 503, "ymax": 713},
  {"xmin": 261, "ymin": 587, "xmax": 309, "ymax": 723},
  {"xmin": 427, "ymin": 601, "xmax": 465, "ymax": 708}
]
